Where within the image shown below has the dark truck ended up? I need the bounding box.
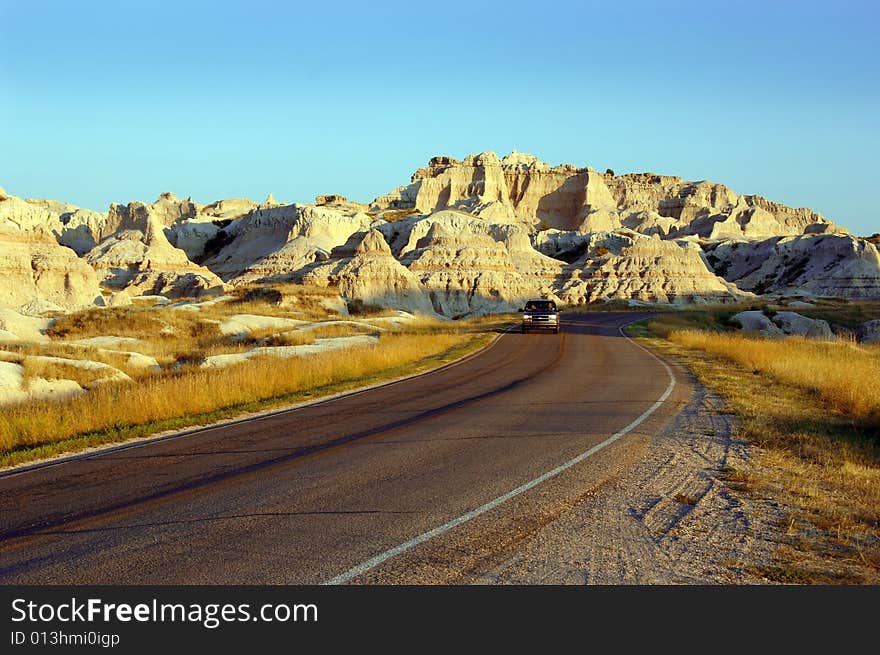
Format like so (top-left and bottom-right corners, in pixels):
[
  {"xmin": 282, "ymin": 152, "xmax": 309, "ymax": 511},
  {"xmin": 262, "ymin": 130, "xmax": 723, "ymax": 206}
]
[{"xmin": 521, "ymin": 299, "xmax": 559, "ymax": 334}]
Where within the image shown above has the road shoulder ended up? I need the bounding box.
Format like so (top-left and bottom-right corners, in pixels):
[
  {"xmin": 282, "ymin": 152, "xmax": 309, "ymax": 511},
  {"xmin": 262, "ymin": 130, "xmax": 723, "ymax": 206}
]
[{"xmin": 467, "ymin": 372, "xmax": 784, "ymax": 584}]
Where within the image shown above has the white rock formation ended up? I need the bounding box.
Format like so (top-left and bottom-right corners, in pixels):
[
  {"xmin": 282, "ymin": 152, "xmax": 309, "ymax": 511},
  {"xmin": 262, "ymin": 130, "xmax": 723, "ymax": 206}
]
[
  {"xmin": 218, "ymin": 314, "xmax": 309, "ymax": 339},
  {"xmin": 0, "ymin": 355, "xmax": 93, "ymax": 405},
  {"xmin": 87, "ymin": 213, "xmax": 226, "ymax": 298},
  {"xmin": 770, "ymin": 311, "xmax": 835, "ymax": 339},
  {"xmin": 706, "ymin": 234, "xmax": 880, "ymax": 299},
  {"xmin": 201, "ymin": 335, "xmax": 379, "ymax": 369},
  {"xmin": 377, "ymin": 211, "xmax": 562, "ymax": 315},
  {"xmin": 0, "ymin": 194, "xmax": 102, "ymax": 312},
  {"xmin": 0, "ymin": 150, "xmax": 873, "ymax": 318},
  {"xmin": 857, "ymin": 319, "xmax": 880, "ymax": 344},
  {"xmin": 166, "ymin": 218, "xmax": 222, "ymax": 261},
  {"xmin": 202, "ymin": 198, "xmax": 258, "ymax": 220},
  {"xmin": 204, "ymin": 203, "xmax": 376, "ymax": 283},
  {"xmin": 372, "ymin": 152, "xmax": 839, "ymax": 238},
  {"xmin": 0, "ymin": 309, "xmax": 51, "ymax": 341},
  {"xmin": 732, "ymin": 310, "xmax": 785, "ymax": 337},
  {"xmin": 0, "ymin": 360, "xmax": 25, "ymax": 404},
  {"xmin": 374, "ymin": 152, "xmax": 619, "ymax": 231},
  {"xmin": 302, "ymin": 229, "xmax": 437, "ymax": 315},
  {"xmin": 557, "ymin": 233, "xmax": 736, "ymax": 305},
  {"xmin": 106, "ymin": 192, "xmax": 199, "ymax": 234}
]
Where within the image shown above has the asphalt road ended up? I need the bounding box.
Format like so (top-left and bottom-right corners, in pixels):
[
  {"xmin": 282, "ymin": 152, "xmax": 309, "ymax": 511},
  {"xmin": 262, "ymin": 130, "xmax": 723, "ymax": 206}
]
[{"xmin": 0, "ymin": 312, "xmax": 691, "ymax": 584}]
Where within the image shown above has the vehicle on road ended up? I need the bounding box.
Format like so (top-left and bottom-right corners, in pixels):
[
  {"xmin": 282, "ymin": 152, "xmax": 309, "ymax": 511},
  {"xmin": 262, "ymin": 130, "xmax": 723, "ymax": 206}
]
[{"xmin": 521, "ymin": 299, "xmax": 559, "ymax": 334}]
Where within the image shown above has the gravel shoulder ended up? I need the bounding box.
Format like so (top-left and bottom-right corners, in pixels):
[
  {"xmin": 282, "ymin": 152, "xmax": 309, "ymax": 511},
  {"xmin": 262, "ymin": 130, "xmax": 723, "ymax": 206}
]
[{"xmin": 468, "ymin": 371, "xmax": 785, "ymax": 584}]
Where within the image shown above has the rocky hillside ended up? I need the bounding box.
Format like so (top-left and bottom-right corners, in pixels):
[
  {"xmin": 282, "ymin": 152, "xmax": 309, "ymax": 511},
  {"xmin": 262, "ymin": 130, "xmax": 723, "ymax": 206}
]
[{"xmin": 0, "ymin": 152, "xmax": 877, "ymax": 319}]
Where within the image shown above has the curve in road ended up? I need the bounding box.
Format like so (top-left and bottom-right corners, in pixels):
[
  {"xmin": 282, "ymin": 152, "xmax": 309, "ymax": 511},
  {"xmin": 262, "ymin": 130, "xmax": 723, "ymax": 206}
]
[{"xmin": 0, "ymin": 313, "xmax": 690, "ymax": 584}]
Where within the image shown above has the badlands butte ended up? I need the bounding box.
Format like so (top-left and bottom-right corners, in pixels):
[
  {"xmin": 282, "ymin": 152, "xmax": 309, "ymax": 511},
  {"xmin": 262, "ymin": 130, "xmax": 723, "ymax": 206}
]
[{"xmin": 1, "ymin": 150, "xmax": 879, "ymax": 321}]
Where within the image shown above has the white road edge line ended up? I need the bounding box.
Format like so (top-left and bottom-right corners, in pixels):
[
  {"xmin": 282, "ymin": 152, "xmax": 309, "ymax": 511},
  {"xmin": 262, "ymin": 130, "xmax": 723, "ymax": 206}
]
[{"xmin": 324, "ymin": 317, "xmax": 675, "ymax": 585}]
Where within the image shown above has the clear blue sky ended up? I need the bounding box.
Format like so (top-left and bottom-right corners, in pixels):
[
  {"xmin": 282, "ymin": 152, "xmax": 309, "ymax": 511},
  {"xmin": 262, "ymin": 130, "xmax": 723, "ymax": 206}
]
[{"xmin": 2, "ymin": 0, "xmax": 877, "ymax": 234}]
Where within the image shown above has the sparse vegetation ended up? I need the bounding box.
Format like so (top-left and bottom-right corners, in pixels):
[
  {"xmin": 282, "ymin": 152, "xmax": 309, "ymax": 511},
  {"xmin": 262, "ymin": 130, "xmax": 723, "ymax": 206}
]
[
  {"xmin": 46, "ymin": 307, "xmax": 165, "ymax": 340},
  {"xmin": 791, "ymin": 299, "xmax": 880, "ymax": 329},
  {"xmin": 225, "ymin": 283, "xmax": 343, "ymax": 319},
  {"xmin": 346, "ymin": 298, "xmax": 388, "ymax": 316},
  {"xmin": 239, "ymin": 322, "xmax": 377, "ymax": 348},
  {"xmin": 44, "ymin": 306, "xmax": 225, "ymax": 364},
  {"xmin": 0, "ymin": 298, "xmax": 512, "ymax": 468},
  {"xmin": 21, "ymin": 359, "xmax": 119, "ymax": 388},
  {"xmin": 631, "ymin": 310, "xmax": 880, "ymax": 583},
  {"xmin": 380, "ymin": 208, "xmax": 420, "ymax": 222},
  {"xmin": 0, "ymin": 342, "xmax": 142, "ymax": 376},
  {"xmin": 667, "ymin": 329, "xmax": 880, "ymax": 419},
  {"xmin": 232, "ymin": 286, "xmax": 283, "ymax": 306}
]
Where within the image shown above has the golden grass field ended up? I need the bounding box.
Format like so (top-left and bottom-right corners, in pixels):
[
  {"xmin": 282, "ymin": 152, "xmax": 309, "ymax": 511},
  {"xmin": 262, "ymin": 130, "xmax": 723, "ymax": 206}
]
[
  {"xmin": 669, "ymin": 330, "xmax": 880, "ymax": 419},
  {"xmin": 0, "ymin": 285, "xmax": 511, "ymax": 468},
  {"xmin": 633, "ymin": 310, "xmax": 880, "ymax": 583},
  {"xmin": 0, "ymin": 332, "xmax": 482, "ymax": 463}
]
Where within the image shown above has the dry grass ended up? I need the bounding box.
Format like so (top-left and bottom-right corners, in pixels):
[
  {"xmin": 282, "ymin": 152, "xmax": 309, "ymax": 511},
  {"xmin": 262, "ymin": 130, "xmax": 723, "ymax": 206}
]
[
  {"xmin": 47, "ymin": 306, "xmax": 170, "ymax": 340},
  {"xmin": 1, "ymin": 343, "xmax": 145, "ymax": 378},
  {"xmin": 790, "ymin": 299, "xmax": 880, "ymax": 329},
  {"xmin": 667, "ymin": 329, "xmax": 880, "ymax": 419},
  {"xmin": 379, "ymin": 208, "xmax": 421, "ymax": 222},
  {"xmin": 220, "ymin": 283, "xmax": 344, "ymax": 319},
  {"xmin": 0, "ymin": 329, "xmax": 495, "ymax": 468},
  {"xmin": 45, "ymin": 304, "xmax": 293, "ymax": 365},
  {"xmin": 632, "ymin": 317, "xmax": 880, "ymax": 583},
  {"xmin": 240, "ymin": 323, "xmax": 378, "ymax": 348},
  {"xmin": 22, "ymin": 359, "xmax": 119, "ymax": 388},
  {"xmin": 1, "ymin": 281, "xmax": 515, "ymax": 468}
]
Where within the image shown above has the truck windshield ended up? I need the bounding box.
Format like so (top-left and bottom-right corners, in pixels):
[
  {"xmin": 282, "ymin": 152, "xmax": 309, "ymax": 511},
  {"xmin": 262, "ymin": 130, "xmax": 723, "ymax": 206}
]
[{"xmin": 525, "ymin": 301, "xmax": 556, "ymax": 311}]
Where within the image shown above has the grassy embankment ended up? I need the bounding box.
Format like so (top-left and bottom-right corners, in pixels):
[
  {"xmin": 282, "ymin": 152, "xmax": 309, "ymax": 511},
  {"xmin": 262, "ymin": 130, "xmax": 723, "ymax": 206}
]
[
  {"xmin": 0, "ymin": 287, "xmax": 514, "ymax": 469},
  {"xmin": 628, "ymin": 303, "xmax": 880, "ymax": 583}
]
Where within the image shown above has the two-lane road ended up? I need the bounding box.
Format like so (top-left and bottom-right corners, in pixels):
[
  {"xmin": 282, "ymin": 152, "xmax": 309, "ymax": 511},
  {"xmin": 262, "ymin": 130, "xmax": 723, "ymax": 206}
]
[{"xmin": 0, "ymin": 313, "xmax": 690, "ymax": 584}]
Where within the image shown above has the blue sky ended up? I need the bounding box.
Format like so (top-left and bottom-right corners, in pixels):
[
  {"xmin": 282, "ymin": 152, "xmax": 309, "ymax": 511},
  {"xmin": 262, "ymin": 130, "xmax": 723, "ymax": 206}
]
[{"xmin": 2, "ymin": 0, "xmax": 877, "ymax": 234}]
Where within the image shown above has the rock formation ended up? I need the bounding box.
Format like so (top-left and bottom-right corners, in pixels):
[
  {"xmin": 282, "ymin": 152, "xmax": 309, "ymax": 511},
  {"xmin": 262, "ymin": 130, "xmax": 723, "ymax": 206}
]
[
  {"xmin": 0, "ymin": 149, "xmax": 874, "ymax": 317},
  {"xmin": 371, "ymin": 151, "xmax": 837, "ymax": 238},
  {"xmin": 0, "ymin": 193, "xmax": 102, "ymax": 312},
  {"xmin": 705, "ymin": 234, "xmax": 880, "ymax": 299},
  {"xmin": 204, "ymin": 203, "xmax": 376, "ymax": 283},
  {"xmin": 0, "ymin": 308, "xmax": 51, "ymax": 341},
  {"xmin": 769, "ymin": 311, "xmax": 834, "ymax": 339},
  {"xmin": 732, "ymin": 310, "xmax": 785, "ymax": 337},
  {"xmin": 733, "ymin": 310, "xmax": 835, "ymax": 340},
  {"xmin": 557, "ymin": 232, "xmax": 736, "ymax": 305},
  {"xmin": 107, "ymin": 192, "xmax": 199, "ymax": 234},
  {"xmin": 86, "ymin": 212, "xmax": 225, "ymax": 298},
  {"xmin": 858, "ymin": 319, "xmax": 880, "ymax": 344},
  {"xmin": 202, "ymin": 198, "xmax": 258, "ymax": 220},
  {"xmin": 302, "ymin": 229, "xmax": 436, "ymax": 315},
  {"xmin": 373, "ymin": 210, "xmax": 563, "ymax": 315}
]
